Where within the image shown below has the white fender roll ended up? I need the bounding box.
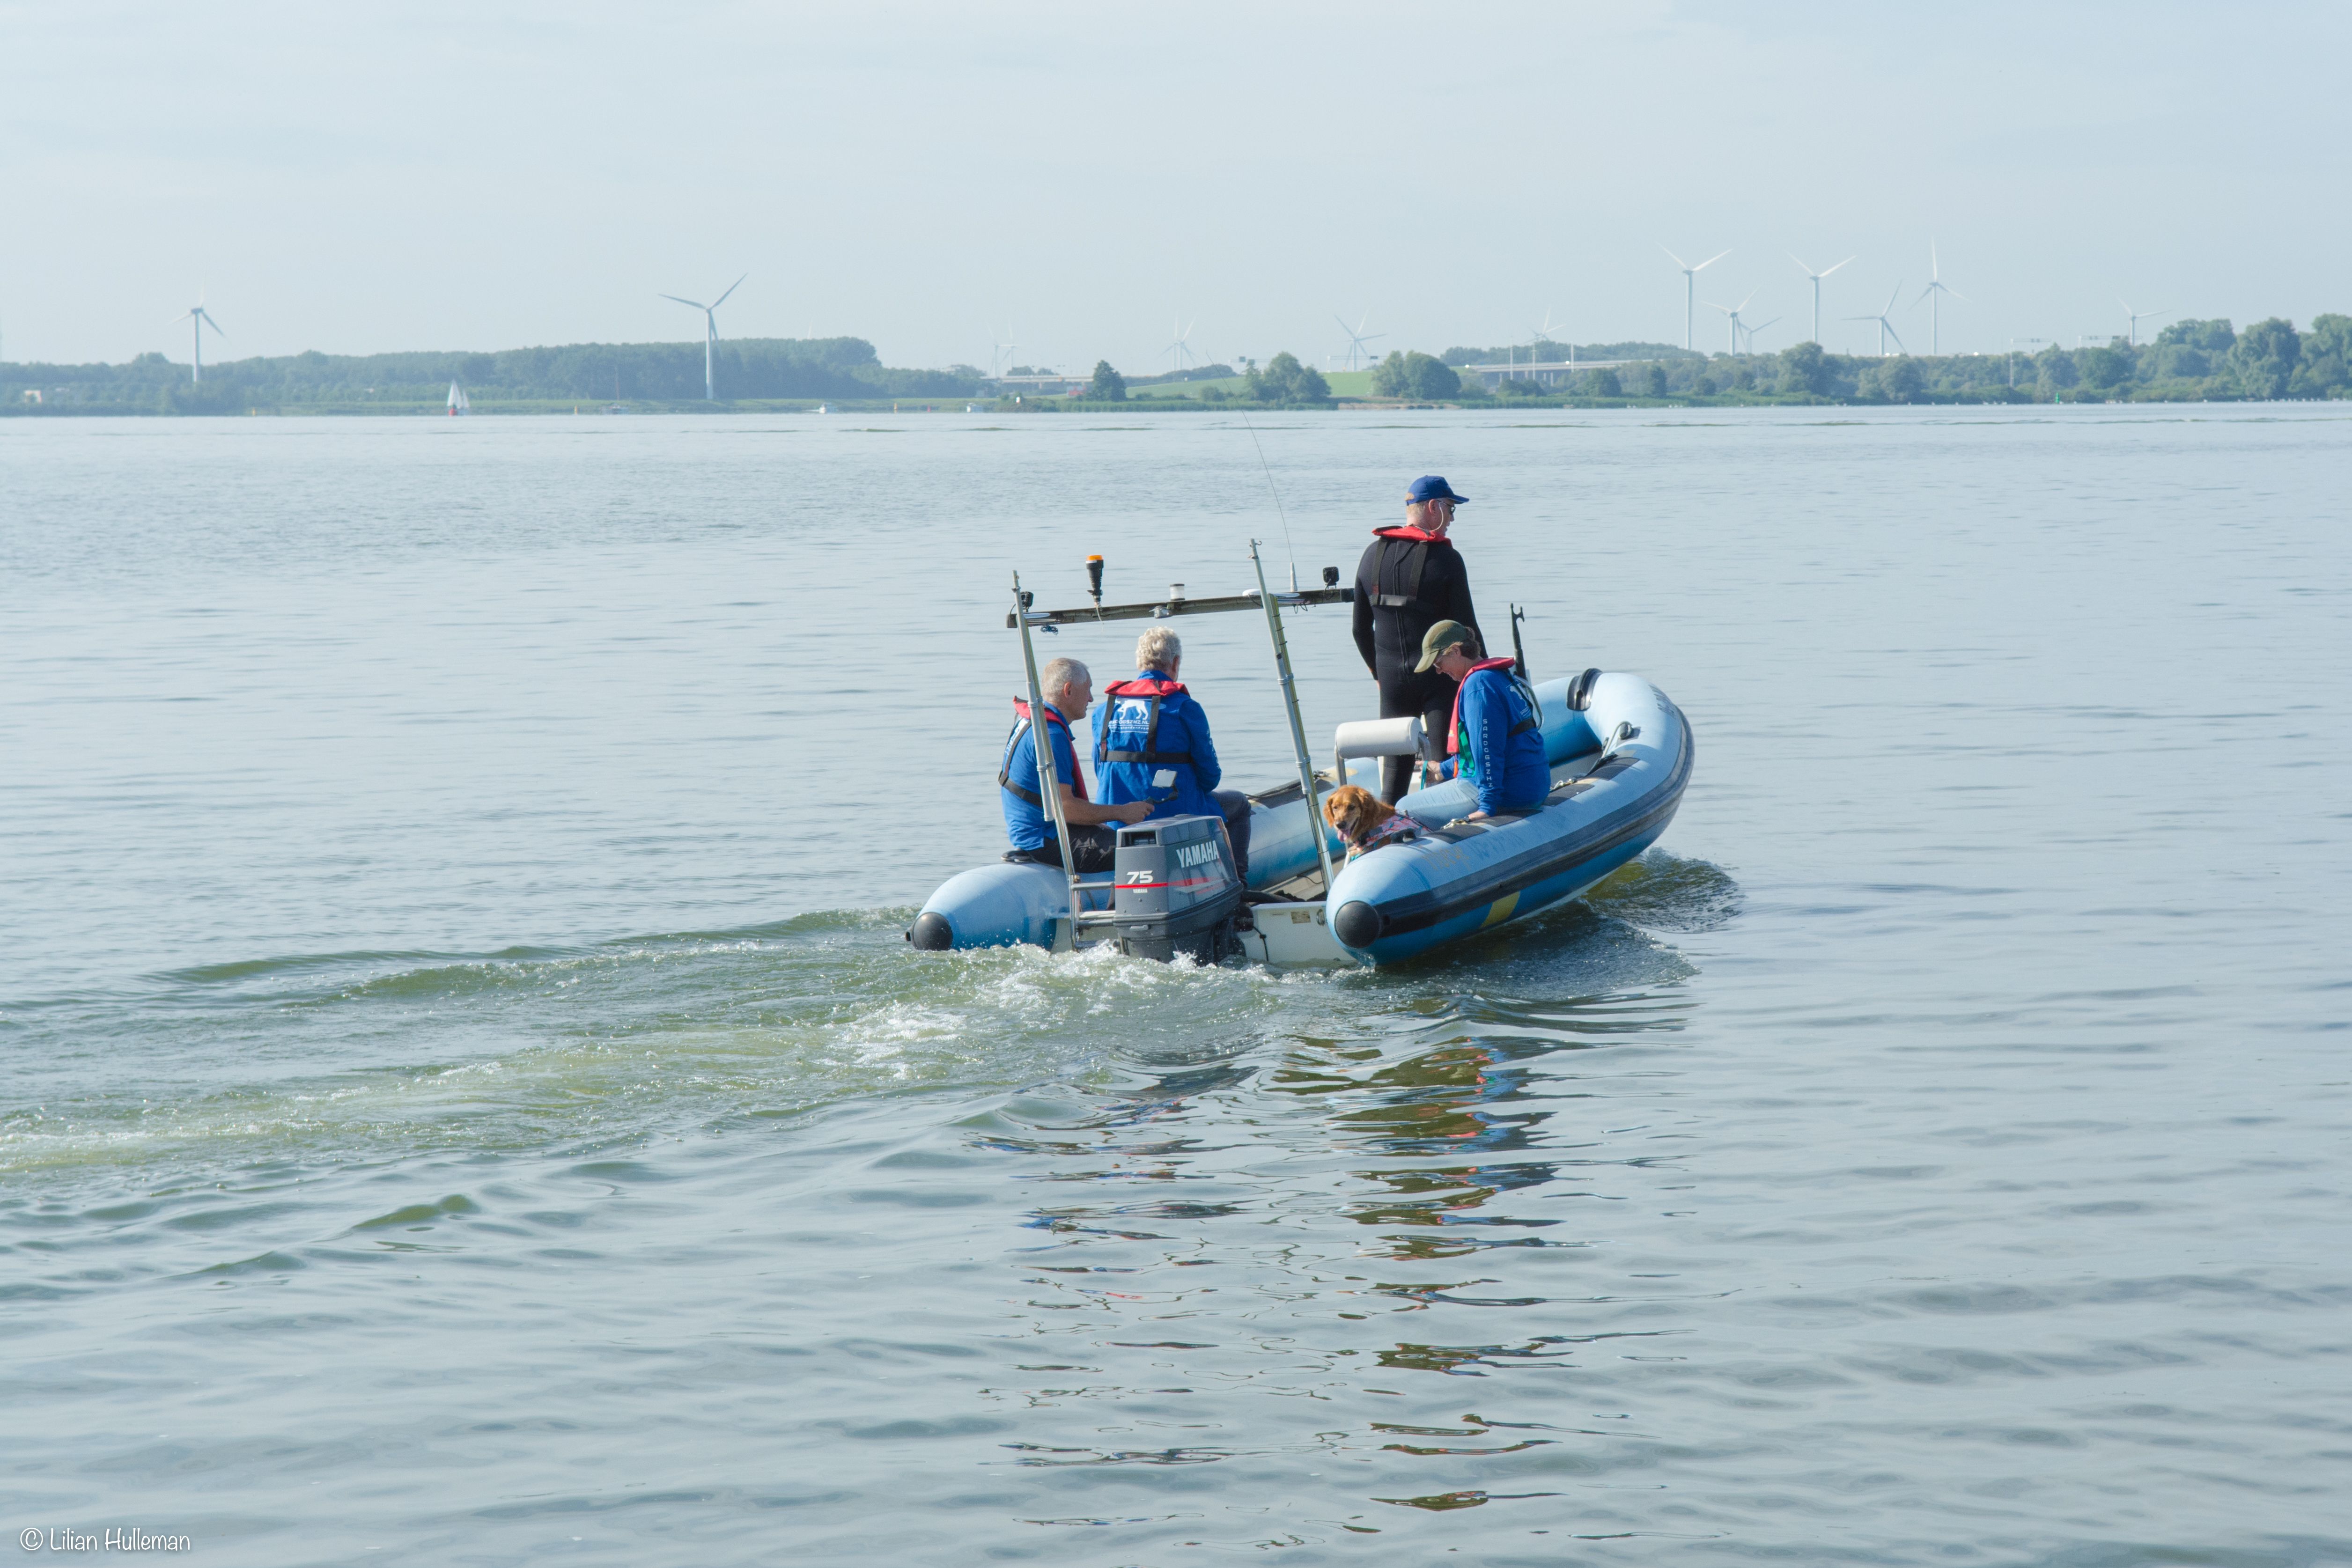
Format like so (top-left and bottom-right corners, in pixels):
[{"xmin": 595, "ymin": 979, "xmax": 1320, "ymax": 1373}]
[{"xmin": 1332, "ymin": 717, "xmax": 1424, "ymax": 758}]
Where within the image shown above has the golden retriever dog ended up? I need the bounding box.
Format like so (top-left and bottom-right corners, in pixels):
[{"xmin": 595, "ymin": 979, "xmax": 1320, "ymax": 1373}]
[{"xmin": 1325, "ymin": 784, "xmax": 1418, "ymax": 861}]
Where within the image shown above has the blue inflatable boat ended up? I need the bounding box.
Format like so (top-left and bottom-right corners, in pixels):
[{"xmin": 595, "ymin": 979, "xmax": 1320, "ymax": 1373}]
[{"xmin": 910, "ymin": 666, "xmax": 1691, "ymax": 968}]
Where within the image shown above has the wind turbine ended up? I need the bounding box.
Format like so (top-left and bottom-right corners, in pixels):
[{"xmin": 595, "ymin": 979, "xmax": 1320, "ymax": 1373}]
[
  {"xmin": 1703, "ymin": 290, "xmax": 1757, "ymax": 355},
  {"xmin": 1165, "ymin": 317, "xmax": 1200, "ymax": 373},
  {"xmin": 1743, "ymin": 317, "xmax": 1782, "ymax": 353},
  {"xmin": 173, "ymin": 295, "xmax": 226, "ymax": 383},
  {"xmin": 1912, "ymin": 244, "xmax": 1965, "ymax": 355},
  {"xmin": 2120, "ymin": 300, "xmax": 2172, "ymax": 346},
  {"xmin": 1845, "ymin": 283, "xmax": 1907, "ymax": 357},
  {"xmin": 1790, "ymin": 253, "xmax": 1855, "ymax": 345},
  {"xmin": 659, "ymin": 274, "xmax": 745, "ymax": 400},
  {"xmin": 1333, "ymin": 312, "xmax": 1385, "ymax": 371},
  {"xmin": 992, "ymin": 326, "xmax": 1020, "ymax": 377},
  {"xmin": 1662, "ymin": 245, "xmax": 1731, "ymax": 352},
  {"xmin": 1502, "ymin": 308, "xmax": 1561, "ymax": 382}
]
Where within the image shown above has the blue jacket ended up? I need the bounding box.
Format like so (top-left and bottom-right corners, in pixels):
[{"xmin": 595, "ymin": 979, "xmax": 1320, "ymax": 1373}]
[
  {"xmin": 999, "ymin": 700, "xmax": 1083, "ymax": 851},
  {"xmin": 1092, "ymin": 675, "xmax": 1224, "ymax": 823},
  {"xmin": 1452, "ymin": 665, "xmax": 1549, "ymax": 816}
]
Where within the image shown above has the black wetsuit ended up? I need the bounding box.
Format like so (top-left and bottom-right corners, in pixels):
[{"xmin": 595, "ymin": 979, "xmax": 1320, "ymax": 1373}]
[{"xmin": 1352, "ymin": 529, "xmax": 1482, "ymax": 802}]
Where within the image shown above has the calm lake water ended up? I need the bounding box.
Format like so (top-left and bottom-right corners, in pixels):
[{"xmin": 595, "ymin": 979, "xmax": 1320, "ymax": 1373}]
[{"xmin": 3, "ymin": 406, "xmax": 2347, "ymax": 1566}]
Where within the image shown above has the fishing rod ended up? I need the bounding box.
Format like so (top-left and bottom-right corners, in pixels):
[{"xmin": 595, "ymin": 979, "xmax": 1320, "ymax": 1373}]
[
  {"xmin": 1239, "ymin": 410, "xmax": 1300, "ymax": 592},
  {"xmin": 1236, "ymin": 414, "xmax": 1340, "ymax": 896}
]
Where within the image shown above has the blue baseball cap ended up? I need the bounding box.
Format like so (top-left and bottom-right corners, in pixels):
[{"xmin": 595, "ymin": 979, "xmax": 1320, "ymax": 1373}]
[{"xmin": 1407, "ymin": 475, "xmax": 1467, "ymax": 505}]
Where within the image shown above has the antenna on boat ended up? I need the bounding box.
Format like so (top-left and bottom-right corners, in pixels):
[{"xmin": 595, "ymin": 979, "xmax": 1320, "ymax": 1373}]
[
  {"xmin": 1251, "ymin": 540, "xmax": 1340, "ymax": 899},
  {"xmin": 1239, "ymin": 412, "xmax": 1300, "ymax": 593},
  {"xmin": 1011, "ymin": 571, "xmax": 1086, "ymax": 948}
]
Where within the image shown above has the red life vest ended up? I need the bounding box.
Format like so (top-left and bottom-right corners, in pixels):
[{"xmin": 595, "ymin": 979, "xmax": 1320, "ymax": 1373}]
[
  {"xmin": 1446, "ymin": 657, "xmax": 1532, "ymax": 757},
  {"xmin": 1097, "ymin": 677, "xmax": 1193, "ymax": 768},
  {"xmin": 1000, "ymin": 698, "xmax": 1089, "ymax": 804},
  {"xmin": 1367, "ymin": 526, "xmax": 1456, "ymax": 611},
  {"xmin": 1102, "ymin": 676, "xmax": 1187, "ymax": 699}
]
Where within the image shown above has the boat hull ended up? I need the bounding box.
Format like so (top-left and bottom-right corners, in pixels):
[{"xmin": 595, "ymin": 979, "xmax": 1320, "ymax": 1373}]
[{"xmin": 1326, "ymin": 675, "xmax": 1689, "ymax": 964}]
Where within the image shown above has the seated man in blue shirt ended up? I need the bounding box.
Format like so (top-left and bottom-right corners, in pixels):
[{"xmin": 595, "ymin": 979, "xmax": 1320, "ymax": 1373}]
[
  {"xmin": 1091, "ymin": 626, "xmax": 1252, "ymax": 881},
  {"xmin": 1416, "ymin": 619, "xmax": 1549, "ymax": 820},
  {"xmin": 1001, "ymin": 656, "xmax": 1151, "ymax": 872}
]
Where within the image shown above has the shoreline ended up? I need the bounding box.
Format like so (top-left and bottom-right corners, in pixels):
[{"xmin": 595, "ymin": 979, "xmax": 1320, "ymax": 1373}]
[{"xmin": 4, "ymin": 388, "xmax": 2335, "ymax": 418}]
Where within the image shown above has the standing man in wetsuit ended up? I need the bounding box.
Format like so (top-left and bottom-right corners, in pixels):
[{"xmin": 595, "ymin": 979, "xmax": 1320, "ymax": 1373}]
[{"xmin": 1352, "ymin": 475, "xmax": 1482, "ymax": 802}]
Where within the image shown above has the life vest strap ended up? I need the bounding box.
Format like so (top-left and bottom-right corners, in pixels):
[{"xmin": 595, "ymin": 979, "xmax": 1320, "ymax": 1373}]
[
  {"xmin": 1001, "ymin": 702, "xmax": 1088, "ymax": 810},
  {"xmin": 1095, "ymin": 690, "xmax": 1193, "ymax": 769},
  {"xmin": 1372, "ymin": 536, "xmax": 1430, "ymax": 608}
]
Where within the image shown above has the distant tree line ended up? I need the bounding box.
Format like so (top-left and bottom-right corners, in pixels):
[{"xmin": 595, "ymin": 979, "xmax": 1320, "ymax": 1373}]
[
  {"xmin": 1438, "ymin": 338, "xmax": 1699, "ymax": 367},
  {"xmin": 14, "ymin": 316, "xmax": 2344, "ymax": 414},
  {"xmin": 1179, "ymin": 353, "xmax": 1332, "ymax": 407},
  {"xmin": 1127, "ymin": 364, "xmax": 1237, "ymax": 387},
  {"xmin": 1355, "ymin": 314, "xmax": 2351, "ymax": 405},
  {"xmin": 3, "ymin": 337, "xmax": 986, "ymax": 412},
  {"xmin": 1747, "ymin": 315, "xmax": 2349, "ymax": 403},
  {"xmin": 1371, "ymin": 351, "xmax": 1461, "ymax": 400}
]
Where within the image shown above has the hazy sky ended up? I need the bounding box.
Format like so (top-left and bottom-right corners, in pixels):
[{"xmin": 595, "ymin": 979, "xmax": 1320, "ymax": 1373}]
[{"xmin": 6, "ymin": 0, "xmax": 2346, "ymax": 371}]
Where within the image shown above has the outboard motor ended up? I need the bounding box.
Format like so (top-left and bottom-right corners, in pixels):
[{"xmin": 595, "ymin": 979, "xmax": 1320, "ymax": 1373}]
[{"xmin": 1111, "ymin": 814, "xmax": 1242, "ymax": 963}]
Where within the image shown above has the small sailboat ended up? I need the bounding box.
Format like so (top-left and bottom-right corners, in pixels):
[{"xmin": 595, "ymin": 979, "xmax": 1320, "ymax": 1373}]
[{"xmin": 447, "ymin": 382, "xmax": 471, "ymax": 416}]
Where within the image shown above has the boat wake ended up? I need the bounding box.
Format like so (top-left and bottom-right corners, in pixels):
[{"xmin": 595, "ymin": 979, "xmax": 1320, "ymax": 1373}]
[
  {"xmin": 4, "ymin": 858, "xmax": 1737, "ymax": 1188},
  {"xmin": 1582, "ymin": 848, "xmax": 1744, "ymax": 931}
]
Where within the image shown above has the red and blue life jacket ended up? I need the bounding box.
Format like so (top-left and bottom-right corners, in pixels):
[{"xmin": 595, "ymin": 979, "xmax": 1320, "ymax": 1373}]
[
  {"xmin": 999, "ymin": 698, "xmax": 1091, "ymax": 851},
  {"xmin": 1095, "ymin": 676, "xmax": 1223, "ymax": 822}
]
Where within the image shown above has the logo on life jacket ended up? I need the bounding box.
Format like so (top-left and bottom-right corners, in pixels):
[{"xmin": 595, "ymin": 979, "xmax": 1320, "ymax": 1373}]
[{"xmin": 1097, "ymin": 678, "xmax": 1194, "ymax": 769}]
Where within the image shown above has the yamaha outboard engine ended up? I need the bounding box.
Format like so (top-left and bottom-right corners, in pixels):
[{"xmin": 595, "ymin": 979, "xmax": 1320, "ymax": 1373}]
[{"xmin": 1111, "ymin": 814, "xmax": 1243, "ymax": 963}]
